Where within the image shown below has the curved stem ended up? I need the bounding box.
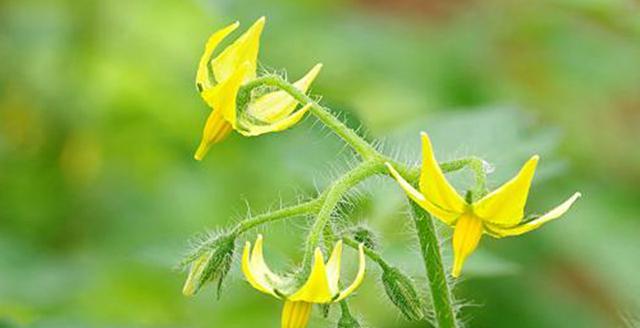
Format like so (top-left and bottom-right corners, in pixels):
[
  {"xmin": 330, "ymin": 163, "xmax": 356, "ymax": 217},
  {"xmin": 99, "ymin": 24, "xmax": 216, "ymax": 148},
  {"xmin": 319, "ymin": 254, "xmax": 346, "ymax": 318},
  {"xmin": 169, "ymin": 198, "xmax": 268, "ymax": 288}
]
[
  {"xmin": 303, "ymin": 160, "xmax": 385, "ymax": 266},
  {"xmin": 342, "ymin": 237, "xmax": 391, "ymax": 271},
  {"xmin": 231, "ymin": 198, "xmax": 322, "ymax": 235},
  {"xmin": 241, "ymin": 76, "xmax": 380, "ymax": 161}
]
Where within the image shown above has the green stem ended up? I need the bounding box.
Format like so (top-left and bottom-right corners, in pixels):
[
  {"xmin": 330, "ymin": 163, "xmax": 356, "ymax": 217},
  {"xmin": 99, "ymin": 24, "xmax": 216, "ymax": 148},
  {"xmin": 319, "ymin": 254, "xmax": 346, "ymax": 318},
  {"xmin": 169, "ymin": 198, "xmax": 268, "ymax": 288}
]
[
  {"xmin": 410, "ymin": 202, "xmax": 458, "ymax": 328},
  {"xmin": 231, "ymin": 198, "xmax": 321, "ymax": 235},
  {"xmin": 386, "ymin": 156, "xmax": 482, "ymax": 184},
  {"xmin": 343, "ymin": 237, "xmax": 391, "ymax": 271},
  {"xmin": 303, "ymin": 160, "xmax": 385, "ymax": 266},
  {"xmin": 242, "ymin": 76, "xmax": 380, "ymax": 161}
]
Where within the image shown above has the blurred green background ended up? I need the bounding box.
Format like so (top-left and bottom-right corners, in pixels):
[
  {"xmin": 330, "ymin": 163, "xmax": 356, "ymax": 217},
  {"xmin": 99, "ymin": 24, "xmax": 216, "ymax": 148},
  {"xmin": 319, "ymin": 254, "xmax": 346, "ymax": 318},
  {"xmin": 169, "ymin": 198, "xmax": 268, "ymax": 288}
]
[{"xmin": 1, "ymin": 0, "xmax": 639, "ymax": 327}]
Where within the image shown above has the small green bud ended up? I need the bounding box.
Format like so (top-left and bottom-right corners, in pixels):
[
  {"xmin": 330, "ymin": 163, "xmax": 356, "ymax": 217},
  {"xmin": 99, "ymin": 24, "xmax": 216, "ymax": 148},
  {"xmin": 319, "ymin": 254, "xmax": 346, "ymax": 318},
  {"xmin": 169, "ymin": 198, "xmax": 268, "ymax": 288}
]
[
  {"xmin": 182, "ymin": 233, "xmax": 235, "ymax": 298},
  {"xmin": 381, "ymin": 267, "xmax": 424, "ymax": 321}
]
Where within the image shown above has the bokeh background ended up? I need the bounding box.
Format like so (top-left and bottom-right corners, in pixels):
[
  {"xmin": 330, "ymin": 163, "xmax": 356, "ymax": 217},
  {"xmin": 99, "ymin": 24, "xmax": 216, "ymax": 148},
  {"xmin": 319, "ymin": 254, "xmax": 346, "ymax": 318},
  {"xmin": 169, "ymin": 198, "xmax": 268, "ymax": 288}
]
[{"xmin": 1, "ymin": 0, "xmax": 639, "ymax": 327}]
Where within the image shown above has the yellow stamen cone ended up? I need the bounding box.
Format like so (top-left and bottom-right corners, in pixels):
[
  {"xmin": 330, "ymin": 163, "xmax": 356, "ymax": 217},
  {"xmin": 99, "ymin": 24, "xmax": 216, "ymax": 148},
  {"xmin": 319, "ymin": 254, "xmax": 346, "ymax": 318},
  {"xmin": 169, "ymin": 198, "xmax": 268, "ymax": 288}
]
[{"xmin": 281, "ymin": 300, "xmax": 313, "ymax": 328}]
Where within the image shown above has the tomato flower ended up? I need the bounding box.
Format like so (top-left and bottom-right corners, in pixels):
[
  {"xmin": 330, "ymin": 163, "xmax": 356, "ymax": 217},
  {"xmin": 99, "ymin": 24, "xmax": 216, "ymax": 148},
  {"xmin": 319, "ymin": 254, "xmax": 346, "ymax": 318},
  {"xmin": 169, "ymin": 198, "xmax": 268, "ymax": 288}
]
[
  {"xmin": 242, "ymin": 235, "xmax": 365, "ymax": 328},
  {"xmin": 387, "ymin": 132, "xmax": 581, "ymax": 277},
  {"xmin": 194, "ymin": 17, "xmax": 321, "ymax": 160}
]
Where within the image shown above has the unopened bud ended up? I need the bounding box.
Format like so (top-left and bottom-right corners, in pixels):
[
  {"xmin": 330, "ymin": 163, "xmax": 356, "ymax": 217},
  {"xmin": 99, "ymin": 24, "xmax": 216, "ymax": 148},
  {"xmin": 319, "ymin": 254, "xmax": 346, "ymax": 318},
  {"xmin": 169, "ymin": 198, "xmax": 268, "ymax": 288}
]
[
  {"xmin": 182, "ymin": 233, "xmax": 235, "ymax": 298},
  {"xmin": 183, "ymin": 251, "xmax": 211, "ymax": 296},
  {"xmin": 382, "ymin": 267, "xmax": 424, "ymax": 321}
]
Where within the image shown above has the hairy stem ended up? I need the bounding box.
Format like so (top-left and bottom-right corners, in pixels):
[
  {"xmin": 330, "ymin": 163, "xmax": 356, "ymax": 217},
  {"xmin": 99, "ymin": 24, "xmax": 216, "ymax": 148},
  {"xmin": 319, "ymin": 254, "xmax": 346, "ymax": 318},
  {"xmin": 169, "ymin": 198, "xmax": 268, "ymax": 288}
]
[
  {"xmin": 343, "ymin": 237, "xmax": 391, "ymax": 271},
  {"xmin": 242, "ymin": 76, "xmax": 380, "ymax": 161},
  {"xmin": 410, "ymin": 202, "xmax": 458, "ymax": 328},
  {"xmin": 303, "ymin": 160, "xmax": 385, "ymax": 266},
  {"xmin": 231, "ymin": 198, "xmax": 322, "ymax": 236}
]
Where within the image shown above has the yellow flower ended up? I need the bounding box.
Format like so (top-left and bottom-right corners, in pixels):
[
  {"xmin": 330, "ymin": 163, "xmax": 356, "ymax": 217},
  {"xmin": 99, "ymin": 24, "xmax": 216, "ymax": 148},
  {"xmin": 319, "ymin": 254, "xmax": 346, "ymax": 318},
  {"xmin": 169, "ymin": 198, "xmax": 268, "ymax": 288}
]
[
  {"xmin": 194, "ymin": 17, "xmax": 322, "ymax": 160},
  {"xmin": 386, "ymin": 132, "xmax": 581, "ymax": 278},
  {"xmin": 242, "ymin": 235, "xmax": 366, "ymax": 328}
]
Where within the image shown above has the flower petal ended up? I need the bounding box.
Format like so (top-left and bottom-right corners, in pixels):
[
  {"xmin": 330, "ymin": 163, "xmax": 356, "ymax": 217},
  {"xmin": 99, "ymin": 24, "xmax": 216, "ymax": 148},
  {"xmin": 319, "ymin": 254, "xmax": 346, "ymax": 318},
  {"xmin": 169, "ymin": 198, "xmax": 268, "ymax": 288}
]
[
  {"xmin": 325, "ymin": 240, "xmax": 342, "ymax": 296},
  {"xmin": 194, "ymin": 109, "xmax": 233, "ymax": 161},
  {"xmin": 418, "ymin": 132, "xmax": 467, "ymax": 216},
  {"xmin": 238, "ymin": 103, "xmax": 311, "ymax": 137},
  {"xmin": 196, "ymin": 21, "xmax": 239, "ymax": 92},
  {"xmin": 386, "ymin": 162, "xmax": 461, "ymax": 225},
  {"xmin": 485, "ymin": 192, "xmax": 581, "ymax": 238},
  {"xmin": 241, "ymin": 235, "xmax": 281, "ymax": 298},
  {"xmin": 203, "ymin": 61, "xmax": 252, "ymax": 126},
  {"xmin": 211, "ymin": 16, "xmax": 264, "ymax": 84},
  {"xmin": 474, "ymin": 155, "xmax": 539, "ymax": 227},
  {"xmin": 246, "ymin": 63, "xmax": 322, "ymax": 123},
  {"xmin": 288, "ymin": 248, "xmax": 333, "ymax": 303},
  {"xmin": 250, "ymin": 235, "xmax": 283, "ymax": 285},
  {"xmin": 451, "ymin": 214, "xmax": 484, "ymax": 278},
  {"xmin": 335, "ymin": 243, "xmax": 366, "ymax": 302}
]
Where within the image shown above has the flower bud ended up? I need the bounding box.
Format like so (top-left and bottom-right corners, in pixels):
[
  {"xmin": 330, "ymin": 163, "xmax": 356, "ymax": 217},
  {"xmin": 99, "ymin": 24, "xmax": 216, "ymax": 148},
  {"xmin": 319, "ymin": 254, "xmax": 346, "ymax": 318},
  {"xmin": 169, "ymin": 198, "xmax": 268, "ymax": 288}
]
[
  {"xmin": 381, "ymin": 267, "xmax": 424, "ymax": 321},
  {"xmin": 182, "ymin": 233, "xmax": 235, "ymax": 298}
]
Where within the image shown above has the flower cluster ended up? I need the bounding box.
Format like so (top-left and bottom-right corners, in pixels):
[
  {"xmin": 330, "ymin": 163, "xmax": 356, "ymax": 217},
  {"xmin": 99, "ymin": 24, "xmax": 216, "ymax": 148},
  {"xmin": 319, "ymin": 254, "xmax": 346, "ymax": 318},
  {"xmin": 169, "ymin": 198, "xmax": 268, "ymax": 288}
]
[{"xmin": 181, "ymin": 17, "xmax": 581, "ymax": 328}]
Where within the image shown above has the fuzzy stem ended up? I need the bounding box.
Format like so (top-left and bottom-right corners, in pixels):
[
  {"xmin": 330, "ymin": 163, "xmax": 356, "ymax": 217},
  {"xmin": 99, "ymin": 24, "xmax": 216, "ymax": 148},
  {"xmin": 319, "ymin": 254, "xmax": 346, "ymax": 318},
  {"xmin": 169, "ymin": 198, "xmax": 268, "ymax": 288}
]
[
  {"xmin": 342, "ymin": 237, "xmax": 391, "ymax": 271},
  {"xmin": 303, "ymin": 160, "xmax": 385, "ymax": 266},
  {"xmin": 410, "ymin": 202, "xmax": 458, "ymax": 328},
  {"xmin": 241, "ymin": 76, "xmax": 380, "ymax": 161},
  {"xmin": 231, "ymin": 198, "xmax": 322, "ymax": 235}
]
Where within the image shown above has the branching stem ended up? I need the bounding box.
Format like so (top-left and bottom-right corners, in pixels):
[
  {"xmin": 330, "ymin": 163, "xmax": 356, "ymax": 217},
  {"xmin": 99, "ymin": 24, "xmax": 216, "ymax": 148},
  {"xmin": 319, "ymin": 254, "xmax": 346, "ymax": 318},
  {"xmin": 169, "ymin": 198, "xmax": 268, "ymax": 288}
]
[
  {"xmin": 228, "ymin": 75, "xmax": 494, "ymax": 327},
  {"xmin": 302, "ymin": 160, "xmax": 385, "ymax": 267}
]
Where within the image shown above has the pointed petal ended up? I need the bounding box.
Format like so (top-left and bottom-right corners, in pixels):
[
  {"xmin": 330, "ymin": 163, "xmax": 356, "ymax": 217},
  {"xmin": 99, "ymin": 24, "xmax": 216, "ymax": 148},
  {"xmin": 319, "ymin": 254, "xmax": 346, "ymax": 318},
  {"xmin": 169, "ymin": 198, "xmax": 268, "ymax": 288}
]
[
  {"xmin": 196, "ymin": 21, "xmax": 239, "ymax": 92},
  {"xmin": 238, "ymin": 103, "xmax": 311, "ymax": 137},
  {"xmin": 288, "ymin": 248, "xmax": 333, "ymax": 303},
  {"xmin": 246, "ymin": 63, "xmax": 322, "ymax": 123},
  {"xmin": 386, "ymin": 162, "xmax": 461, "ymax": 225},
  {"xmin": 240, "ymin": 236, "xmax": 281, "ymax": 298},
  {"xmin": 335, "ymin": 243, "xmax": 366, "ymax": 302},
  {"xmin": 293, "ymin": 63, "xmax": 323, "ymax": 91},
  {"xmin": 211, "ymin": 17, "xmax": 264, "ymax": 83},
  {"xmin": 194, "ymin": 109, "xmax": 233, "ymax": 161},
  {"xmin": 281, "ymin": 301, "xmax": 313, "ymax": 328},
  {"xmin": 451, "ymin": 214, "xmax": 484, "ymax": 278},
  {"xmin": 325, "ymin": 240, "xmax": 342, "ymax": 295},
  {"xmin": 485, "ymin": 192, "xmax": 581, "ymax": 238},
  {"xmin": 250, "ymin": 235, "xmax": 283, "ymax": 285},
  {"xmin": 418, "ymin": 132, "xmax": 467, "ymax": 215},
  {"xmin": 203, "ymin": 62, "xmax": 252, "ymax": 126},
  {"xmin": 474, "ymin": 155, "xmax": 539, "ymax": 226}
]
